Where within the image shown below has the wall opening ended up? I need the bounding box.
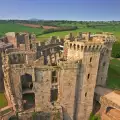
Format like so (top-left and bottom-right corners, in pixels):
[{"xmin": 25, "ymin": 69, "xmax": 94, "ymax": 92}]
[
  {"xmin": 74, "ymin": 44, "xmax": 76, "ymax": 50},
  {"xmin": 51, "ymin": 71, "xmax": 57, "ymax": 83},
  {"xmin": 81, "ymin": 46, "xmax": 83, "ymax": 51},
  {"xmin": 22, "ymin": 93, "xmax": 35, "ymax": 110},
  {"xmin": 70, "ymin": 43, "xmax": 72, "ymax": 49},
  {"xmin": 87, "ymin": 74, "xmax": 90, "ymax": 79},
  {"xmin": 77, "ymin": 45, "xmax": 80, "ymax": 50},
  {"xmin": 106, "ymin": 107, "xmax": 114, "ymax": 113},
  {"xmin": 85, "ymin": 92, "xmax": 87, "ymax": 97},
  {"xmin": 90, "ymin": 57, "xmax": 92, "ymax": 62},
  {"xmin": 21, "ymin": 73, "xmax": 33, "ymax": 91},
  {"xmin": 103, "ymin": 62, "xmax": 106, "ymax": 67},
  {"xmin": 50, "ymin": 88, "xmax": 58, "ymax": 102}
]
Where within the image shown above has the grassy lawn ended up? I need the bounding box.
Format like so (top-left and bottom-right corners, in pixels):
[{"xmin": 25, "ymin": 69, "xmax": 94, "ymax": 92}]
[
  {"xmin": 106, "ymin": 59, "xmax": 120, "ymax": 89},
  {"xmin": 0, "ymin": 93, "xmax": 8, "ymax": 108}
]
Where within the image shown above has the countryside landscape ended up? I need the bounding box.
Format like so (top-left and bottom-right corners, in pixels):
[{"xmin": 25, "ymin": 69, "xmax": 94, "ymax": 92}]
[
  {"xmin": 0, "ymin": 0, "xmax": 120, "ymax": 119},
  {"xmin": 0, "ymin": 19, "xmax": 120, "ymax": 120},
  {"xmin": 0, "ymin": 20, "xmax": 120, "ymax": 89}
]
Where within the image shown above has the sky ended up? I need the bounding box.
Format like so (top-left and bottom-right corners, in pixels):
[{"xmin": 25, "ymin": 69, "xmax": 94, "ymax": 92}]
[{"xmin": 0, "ymin": 0, "xmax": 120, "ymax": 21}]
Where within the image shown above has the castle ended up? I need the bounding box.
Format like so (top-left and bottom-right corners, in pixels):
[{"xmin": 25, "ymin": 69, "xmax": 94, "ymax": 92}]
[{"xmin": 1, "ymin": 32, "xmax": 117, "ymax": 120}]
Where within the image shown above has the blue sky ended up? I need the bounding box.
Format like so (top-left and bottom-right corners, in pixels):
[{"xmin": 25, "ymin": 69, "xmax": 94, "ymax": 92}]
[{"xmin": 0, "ymin": 0, "xmax": 119, "ymax": 21}]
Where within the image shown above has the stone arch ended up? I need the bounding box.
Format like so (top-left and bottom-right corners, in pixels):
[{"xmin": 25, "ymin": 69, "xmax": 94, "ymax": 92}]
[{"xmin": 21, "ymin": 73, "xmax": 33, "ymax": 90}]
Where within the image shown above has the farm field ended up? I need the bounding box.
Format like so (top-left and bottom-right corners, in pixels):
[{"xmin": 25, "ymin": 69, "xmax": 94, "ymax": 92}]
[
  {"xmin": 0, "ymin": 23, "xmax": 43, "ymax": 37},
  {"xmin": 18, "ymin": 23, "xmax": 58, "ymax": 29}
]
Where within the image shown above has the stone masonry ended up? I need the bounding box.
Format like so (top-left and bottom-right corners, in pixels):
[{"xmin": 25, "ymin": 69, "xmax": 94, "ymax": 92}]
[{"xmin": 1, "ymin": 32, "xmax": 116, "ymax": 120}]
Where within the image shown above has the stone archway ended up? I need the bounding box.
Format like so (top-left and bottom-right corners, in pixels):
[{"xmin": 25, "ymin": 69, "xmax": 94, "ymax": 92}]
[{"xmin": 21, "ymin": 73, "xmax": 33, "ymax": 90}]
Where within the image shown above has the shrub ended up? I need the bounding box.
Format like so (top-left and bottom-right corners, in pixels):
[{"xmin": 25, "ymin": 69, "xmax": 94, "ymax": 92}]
[
  {"xmin": 89, "ymin": 113, "xmax": 100, "ymax": 120},
  {"xmin": 112, "ymin": 41, "xmax": 120, "ymax": 58}
]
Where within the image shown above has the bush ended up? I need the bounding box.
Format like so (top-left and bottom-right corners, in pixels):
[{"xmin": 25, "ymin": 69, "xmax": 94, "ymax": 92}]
[
  {"xmin": 112, "ymin": 41, "xmax": 120, "ymax": 58},
  {"xmin": 89, "ymin": 113, "xmax": 100, "ymax": 120}
]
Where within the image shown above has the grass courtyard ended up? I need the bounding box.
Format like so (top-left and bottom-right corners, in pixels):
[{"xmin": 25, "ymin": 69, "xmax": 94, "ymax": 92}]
[
  {"xmin": 0, "ymin": 93, "xmax": 8, "ymax": 108},
  {"xmin": 106, "ymin": 59, "xmax": 120, "ymax": 89}
]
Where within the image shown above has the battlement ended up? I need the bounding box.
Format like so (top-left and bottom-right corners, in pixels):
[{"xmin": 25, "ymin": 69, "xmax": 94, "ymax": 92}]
[
  {"xmin": 65, "ymin": 41, "xmax": 103, "ymax": 52},
  {"xmin": 65, "ymin": 32, "xmax": 116, "ymax": 43}
]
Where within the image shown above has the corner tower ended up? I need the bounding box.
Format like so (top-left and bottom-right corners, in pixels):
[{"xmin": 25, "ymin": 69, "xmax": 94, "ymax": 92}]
[
  {"xmin": 63, "ymin": 33, "xmax": 104, "ymax": 120},
  {"xmin": 96, "ymin": 33, "xmax": 116, "ymax": 86}
]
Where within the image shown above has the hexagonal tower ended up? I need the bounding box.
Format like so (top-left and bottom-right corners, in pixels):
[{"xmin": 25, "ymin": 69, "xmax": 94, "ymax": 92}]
[
  {"xmin": 96, "ymin": 32, "xmax": 116, "ymax": 86},
  {"xmin": 62, "ymin": 32, "xmax": 115, "ymax": 120}
]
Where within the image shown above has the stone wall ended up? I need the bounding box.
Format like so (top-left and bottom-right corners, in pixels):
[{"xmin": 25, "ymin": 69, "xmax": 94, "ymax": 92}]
[
  {"xmin": 5, "ymin": 32, "xmax": 17, "ymax": 48},
  {"xmin": 59, "ymin": 62, "xmax": 78, "ymax": 120},
  {"xmin": 74, "ymin": 51, "xmax": 100, "ymax": 120},
  {"xmin": 96, "ymin": 41, "xmax": 114, "ymax": 86}
]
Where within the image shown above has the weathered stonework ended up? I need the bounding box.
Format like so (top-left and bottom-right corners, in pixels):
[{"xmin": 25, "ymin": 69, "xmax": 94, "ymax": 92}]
[{"xmin": 1, "ymin": 32, "xmax": 116, "ymax": 120}]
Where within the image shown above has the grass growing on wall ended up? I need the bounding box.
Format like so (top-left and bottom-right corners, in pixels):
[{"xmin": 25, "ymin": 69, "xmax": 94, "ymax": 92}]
[
  {"xmin": 0, "ymin": 93, "xmax": 8, "ymax": 108},
  {"xmin": 89, "ymin": 113, "xmax": 100, "ymax": 120}
]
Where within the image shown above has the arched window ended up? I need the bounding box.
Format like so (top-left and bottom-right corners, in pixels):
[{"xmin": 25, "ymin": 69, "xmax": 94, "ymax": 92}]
[{"xmin": 21, "ymin": 73, "xmax": 33, "ymax": 90}]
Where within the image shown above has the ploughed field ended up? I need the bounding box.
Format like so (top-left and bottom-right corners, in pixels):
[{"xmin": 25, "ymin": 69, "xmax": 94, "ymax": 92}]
[{"xmin": 18, "ymin": 23, "xmax": 58, "ymax": 29}]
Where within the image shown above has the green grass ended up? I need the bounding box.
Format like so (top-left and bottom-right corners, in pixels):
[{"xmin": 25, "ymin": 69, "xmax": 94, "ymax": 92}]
[
  {"xmin": 0, "ymin": 23, "xmax": 43, "ymax": 37},
  {"xmin": 106, "ymin": 59, "xmax": 120, "ymax": 89},
  {"xmin": 89, "ymin": 113, "xmax": 100, "ymax": 120},
  {"xmin": 0, "ymin": 93, "xmax": 8, "ymax": 108},
  {"xmin": 37, "ymin": 28, "xmax": 102, "ymax": 41}
]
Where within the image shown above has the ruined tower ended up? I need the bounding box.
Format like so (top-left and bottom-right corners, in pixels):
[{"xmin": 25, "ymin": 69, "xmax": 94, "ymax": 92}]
[
  {"xmin": 96, "ymin": 33, "xmax": 116, "ymax": 86},
  {"xmin": 62, "ymin": 33, "xmax": 104, "ymax": 120},
  {"xmin": 2, "ymin": 32, "xmax": 116, "ymax": 120}
]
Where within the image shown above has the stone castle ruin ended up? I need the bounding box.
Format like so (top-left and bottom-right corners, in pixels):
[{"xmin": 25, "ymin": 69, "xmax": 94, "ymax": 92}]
[{"xmin": 1, "ymin": 32, "xmax": 118, "ymax": 120}]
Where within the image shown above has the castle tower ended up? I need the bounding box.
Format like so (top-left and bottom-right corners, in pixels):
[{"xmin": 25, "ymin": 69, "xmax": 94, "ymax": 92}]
[
  {"xmin": 96, "ymin": 33, "xmax": 116, "ymax": 86},
  {"xmin": 61, "ymin": 33, "xmax": 104, "ymax": 120}
]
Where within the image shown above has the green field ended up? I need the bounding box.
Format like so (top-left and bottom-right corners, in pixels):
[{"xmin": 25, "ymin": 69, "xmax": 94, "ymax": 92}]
[
  {"xmin": 0, "ymin": 23, "xmax": 43, "ymax": 37},
  {"xmin": 106, "ymin": 59, "xmax": 120, "ymax": 89},
  {"xmin": 0, "ymin": 93, "xmax": 8, "ymax": 108},
  {"xmin": 37, "ymin": 27, "xmax": 103, "ymax": 41}
]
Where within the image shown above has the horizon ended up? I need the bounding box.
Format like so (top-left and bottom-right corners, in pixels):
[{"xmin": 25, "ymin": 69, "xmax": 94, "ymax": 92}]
[{"xmin": 0, "ymin": 0, "xmax": 120, "ymax": 21}]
